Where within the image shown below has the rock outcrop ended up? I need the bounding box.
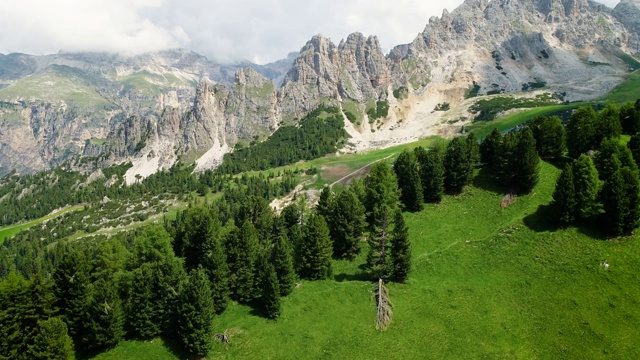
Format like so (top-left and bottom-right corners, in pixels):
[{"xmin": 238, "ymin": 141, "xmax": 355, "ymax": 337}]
[{"xmin": 1, "ymin": 0, "xmax": 639, "ymax": 177}]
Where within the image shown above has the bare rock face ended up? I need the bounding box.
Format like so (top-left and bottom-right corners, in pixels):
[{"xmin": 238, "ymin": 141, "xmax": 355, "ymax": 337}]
[
  {"xmin": 389, "ymin": 0, "xmax": 633, "ymax": 99},
  {"xmin": 1, "ymin": 0, "xmax": 639, "ymax": 177},
  {"xmin": 614, "ymin": 0, "xmax": 640, "ymax": 54},
  {"xmin": 279, "ymin": 33, "xmax": 389, "ymax": 120}
]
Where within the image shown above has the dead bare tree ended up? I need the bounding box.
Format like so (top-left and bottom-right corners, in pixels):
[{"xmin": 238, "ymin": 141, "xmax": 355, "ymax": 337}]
[{"xmin": 374, "ymin": 278, "xmax": 393, "ymax": 331}]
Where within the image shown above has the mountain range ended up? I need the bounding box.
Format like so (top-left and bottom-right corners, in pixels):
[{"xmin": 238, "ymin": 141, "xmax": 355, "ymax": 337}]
[{"xmin": 0, "ymin": 0, "xmax": 638, "ymax": 180}]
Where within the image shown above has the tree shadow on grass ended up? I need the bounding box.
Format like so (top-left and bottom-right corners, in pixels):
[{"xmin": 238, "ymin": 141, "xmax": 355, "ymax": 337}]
[
  {"xmin": 160, "ymin": 336, "xmax": 191, "ymax": 360},
  {"xmin": 471, "ymin": 167, "xmax": 510, "ymax": 195},
  {"xmin": 524, "ymin": 204, "xmax": 610, "ymax": 240},
  {"xmin": 334, "ymin": 271, "xmax": 373, "ymax": 282},
  {"xmin": 523, "ymin": 204, "xmax": 561, "ymax": 232}
]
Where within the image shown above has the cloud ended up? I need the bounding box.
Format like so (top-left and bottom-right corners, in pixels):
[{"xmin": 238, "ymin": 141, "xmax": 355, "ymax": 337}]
[{"xmin": 0, "ymin": 0, "xmax": 623, "ymax": 64}]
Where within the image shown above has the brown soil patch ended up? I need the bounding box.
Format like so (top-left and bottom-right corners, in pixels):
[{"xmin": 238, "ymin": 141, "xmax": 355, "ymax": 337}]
[{"xmin": 321, "ymin": 164, "xmax": 352, "ymax": 182}]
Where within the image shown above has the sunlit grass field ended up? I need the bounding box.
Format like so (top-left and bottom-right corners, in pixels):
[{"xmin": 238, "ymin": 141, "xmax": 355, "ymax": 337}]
[{"xmin": 95, "ymin": 161, "xmax": 640, "ymax": 359}]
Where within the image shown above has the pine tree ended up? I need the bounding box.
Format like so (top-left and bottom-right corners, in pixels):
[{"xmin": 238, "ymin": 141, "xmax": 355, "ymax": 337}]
[
  {"xmin": 496, "ymin": 131, "xmax": 518, "ymax": 187},
  {"xmin": 299, "ymin": 214, "xmax": 333, "ymax": 280},
  {"xmin": 595, "ymin": 104, "xmax": 622, "ymax": 144},
  {"xmin": 178, "ymin": 267, "xmax": 215, "ymax": 358},
  {"xmin": 567, "ymin": 106, "xmax": 597, "ymax": 158},
  {"xmin": 601, "ymin": 169, "xmax": 627, "ymax": 236},
  {"xmin": 480, "ymin": 128, "xmax": 503, "ymax": 168},
  {"xmin": 621, "ymin": 167, "xmax": 640, "ymax": 234},
  {"xmin": 124, "ymin": 227, "xmax": 186, "ymax": 338},
  {"xmin": 572, "ymin": 154, "xmax": 601, "ymax": 220},
  {"xmin": 443, "ymin": 137, "xmax": 471, "ymax": 193},
  {"xmin": 272, "ymin": 234, "xmax": 296, "ymax": 296},
  {"xmin": 466, "ymin": 132, "xmax": 480, "ymax": 172},
  {"xmin": 256, "ymin": 252, "xmax": 281, "ymax": 319},
  {"xmin": 228, "ymin": 220, "xmax": 259, "ymax": 303},
  {"xmin": 328, "ymin": 189, "xmax": 366, "ymax": 260},
  {"xmin": 414, "ymin": 146, "xmax": 445, "ymax": 203},
  {"xmin": 364, "ymin": 161, "xmax": 401, "ymax": 220},
  {"xmin": 628, "ymin": 133, "xmax": 640, "ymax": 168},
  {"xmin": 551, "ymin": 164, "xmax": 576, "ymax": 225},
  {"xmin": 30, "ymin": 317, "xmax": 75, "ymax": 360},
  {"xmin": 390, "ymin": 210, "xmax": 411, "ymax": 283},
  {"xmin": 620, "ymin": 102, "xmax": 640, "ymax": 135},
  {"xmin": 195, "ymin": 223, "xmax": 230, "ymax": 314},
  {"xmin": 367, "ymin": 204, "xmax": 393, "ymax": 280},
  {"xmin": 512, "ymin": 128, "xmax": 540, "ymax": 194},
  {"xmin": 53, "ymin": 247, "xmax": 92, "ymax": 343},
  {"xmin": 81, "ymin": 279, "xmax": 125, "ymax": 352},
  {"xmin": 595, "ymin": 138, "xmax": 624, "ymax": 181},
  {"xmin": 316, "ymin": 186, "xmax": 333, "ymax": 218},
  {"xmin": 393, "ymin": 150, "xmax": 423, "ymax": 212},
  {"xmin": 528, "ymin": 116, "xmax": 566, "ymax": 161}
]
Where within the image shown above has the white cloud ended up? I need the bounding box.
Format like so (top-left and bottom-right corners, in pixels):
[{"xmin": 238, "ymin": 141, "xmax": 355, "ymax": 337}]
[{"xmin": 0, "ymin": 0, "xmax": 623, "ymax": 64}]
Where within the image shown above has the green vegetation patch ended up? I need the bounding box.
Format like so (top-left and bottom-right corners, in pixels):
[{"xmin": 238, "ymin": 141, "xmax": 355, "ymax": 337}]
[
  {"xmin": 246, "ymin": 81, "xmax": 275, "ymax": 98},
  {"xmin": 393, "ymin": 86, "xmax": 409, "ymax": 100},
  {"xmin": 0, "ymin": 205, "xmax": 83, "ymax": 244},
  {"xmin": 216, "ymin": 105, "xmax": 349, "ymax": 174},
  {"xmin": 0, "ymin": 72, "xmax": 110, "ymax": 108},
  {"xmin": 366, "ymin": 100, "xmax": 389, "ymax": 122},
  {"xmin": 465, "ymin": 81, "xmax": 481, "ymax": 99},
  {"xmin": 470, "ymin": 93, "xmax": 564, "ymax": 122},
  {"xmin": 605, "ymin": 71, "xmax": 640, "ymax": 103},
  {"xmin": 342, "ymin": 100, "xmax": 363, "ymax": 125}
]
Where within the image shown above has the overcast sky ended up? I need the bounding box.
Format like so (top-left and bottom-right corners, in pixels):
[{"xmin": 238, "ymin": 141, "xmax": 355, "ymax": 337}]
[{"xmin": 0, "ymin": 0, "xmax": 621, "ymax": 64}]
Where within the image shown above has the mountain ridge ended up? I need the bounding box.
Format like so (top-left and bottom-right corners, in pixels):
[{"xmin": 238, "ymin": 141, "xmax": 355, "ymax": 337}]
[{"xmin": 0, "ymin": 0, "xmax": 639, "ymax": 178}]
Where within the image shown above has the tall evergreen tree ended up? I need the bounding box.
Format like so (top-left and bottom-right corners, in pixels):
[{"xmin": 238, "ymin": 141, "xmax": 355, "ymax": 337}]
[
  {"xmin": 124, "ymin": 226, "xmax": 186, "ymax": 338},
  {"xmin": 80, "ymin": 279, "xmax": 125, "ymax": 352},
  {"xmin": 595, "ymin": 104, "xmax": 622, "ymax": 144},
  {"xmin": 512, "ymin": 128, "xmax": 540, "ymax": 194},
  {"xmin": 414, "ymin": 147, "xmax": 445, "ymax": 203},
  {"xmin": 528, "ymin": 116, "xmax": 567, "ymax": 161},
  {"xmin": 628, "ymin": 133, "xmax": 640, "ymax": 168},
  {"xmin": 200, "ymin": 233, "xmax": 229, "ymax": 314},
  {"xmin": 178, "ymin": 267, "xmax": 215, "ymax": 359},
  {"xmin": 256, "ymin": 252, "xmax": 281, "ymax": 319},
  {"xmin": 443, "ymin": 137, "xmax": 471, "ymax": 193},
  {"xmin": 227, "ymin": 220, "xmax": 259, "ymax": 303},
  {"xmin": 272, "ymin": 234, "xmax": 296, "ymax": 296},
  {"xmin": 390, "ymin": 210, "xmax": 411, "ymax": 283},
  {"xmin": 466, "ymin": 132, "xmax": 480, "ymax": 173},
  {"xmin": 364, "ymin": 161, "xmax": 401, "ymax": 220},
  {"xmin": 53, "ymin": 247, "xmax": 92, "ymax": 343},
  {"xmin": 496, "ymin": 132, "xmax": 518, "ymax": 187},
  {"xmin": 367, "ymin": 204, "xmax": 393, "ymax": 280},
  {"xmin": 327, "ymin": 189, "xmax": 367, "ymax": 260},
  {"xmin": 316, "ymin": 186, "xmax": 333, "ymax": 218},
  {"xmin": 572, "ymin": 155, "xmax": 601, "ymax": 219},
  {"xmin": 595, "ymin": 138, "xmax": 630, "ymax": 181},
  {"xmin": 601, "ymin": 169, "xmax": 627, "ymax": 236},
  {"xmin": 551, "ymin": 164, "xmax": 576, "ymax": 225},
  {"xmin": 299, "ymin": 214, "xmax": 333, "ymax": 280},
  {"xmin": 393, "ymin": 150, "xmax": 423, "ymax": 212},
  {"xmin": 621, "ymin": 167, "xmax": 640, "ymax": 234},
  {"xmin": 30, "ymin": 317, "xmax": 75, "ymax": 360},
  {"xmin": 480, "ymin": 128, "xmax": 503, "ymax": 168},
  {"xmin": 567, "ymin": 106, "xmax": 597, "ymax": 158},
  {"xmin": 620, "ymin": 102, "xmax": 640, "ymax": 135}
]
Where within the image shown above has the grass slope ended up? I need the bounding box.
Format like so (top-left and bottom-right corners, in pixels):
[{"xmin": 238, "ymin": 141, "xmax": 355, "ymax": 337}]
[
  {"xmin": 0, "ymin": 205, "xmax": 84, "ymax": 244},
  {"xmin": 605, "ymin": 71, "xmax": 640, "ymax": 104},
  {"xmin": 95, "ymin": 162, "xmax": 640, "ymax": 359}
]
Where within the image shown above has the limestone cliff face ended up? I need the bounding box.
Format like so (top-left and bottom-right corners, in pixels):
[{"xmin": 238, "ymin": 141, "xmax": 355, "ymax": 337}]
[
  {"xmin": 279, "ymin": 33, "xmax": 389, "ymax": 120},
  {"xmin": 388, "ymin": 0, "xmax": 633, "ymax": 98},
  {"xmin": 1, "ymin": 0, "xmax": 639, "ymax": 177},
  {"xmin": 614, "ymin": 0, "xmax": 640, "ymax": 54}
]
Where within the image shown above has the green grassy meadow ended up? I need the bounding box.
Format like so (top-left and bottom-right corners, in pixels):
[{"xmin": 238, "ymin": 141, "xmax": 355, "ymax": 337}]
[
  {"xmin": 605, "ymin": 71, "xmax": 640, "ymax": 104},
  {"xmin": 0, "ymin": 205, "xmax": 84, "ymax": 244},
  {"xmin": 95, "ymin": 161, "xmax": 640, "ymax": 359}
]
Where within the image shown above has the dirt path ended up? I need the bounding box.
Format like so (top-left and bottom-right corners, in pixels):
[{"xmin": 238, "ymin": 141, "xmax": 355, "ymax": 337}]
[{"xmin": 330, "ymin": 154, "xmax": 395, "ymax": 188}]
